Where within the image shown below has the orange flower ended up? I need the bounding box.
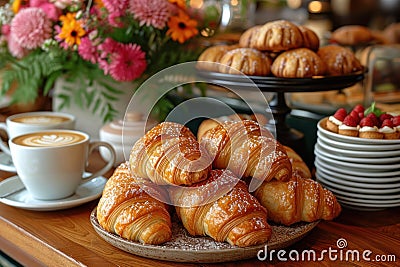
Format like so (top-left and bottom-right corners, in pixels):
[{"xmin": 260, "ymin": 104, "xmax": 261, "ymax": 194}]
[
  {"xmin": 58, "ymin": 13, "xmax": 86, "ymax": 47},
  {"xmin": 11, "ymin": 0, "xmax": 28, "ymax": 13},
  {"xmin": 168, "ymin": 0, "xmax": 186, "ymax": 9},
  {"xmin": 94, "ymin": 0, "xmax": 105, "ymax": 9},
  {"xmin": 167, "ymin": 10, "xmax": 198, "ymax": 44}
]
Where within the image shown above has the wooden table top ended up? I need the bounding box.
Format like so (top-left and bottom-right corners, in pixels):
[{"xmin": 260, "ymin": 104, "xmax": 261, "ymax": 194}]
[{"xmin": 0, "ymin": 152, "xmax": 399, "ymax": 267}]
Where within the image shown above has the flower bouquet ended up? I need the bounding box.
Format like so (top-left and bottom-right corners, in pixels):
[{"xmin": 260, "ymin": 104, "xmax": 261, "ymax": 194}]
[{"xmin": 0, "ymin": 0, "xmax": 203, "ymax": 122}]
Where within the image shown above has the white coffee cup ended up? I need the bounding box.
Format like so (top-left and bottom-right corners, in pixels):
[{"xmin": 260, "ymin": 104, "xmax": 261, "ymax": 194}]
[
  {"xmin": 0, "ymin": 111, "xmax": 76, "ymax": 155},
  {"xmin": 9, "ymin": 130, "xmax": 116, "ymax": 200}
]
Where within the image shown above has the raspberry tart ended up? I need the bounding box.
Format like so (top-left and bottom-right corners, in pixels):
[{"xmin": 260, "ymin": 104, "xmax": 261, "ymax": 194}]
[
  {"xmin": 359, "ymin": 114, "xmax": 383, "ymax": 139},
  {"xmin": 326, "ymin": 108, "xmax": 347, "ymax": 133},
  {"xmin": 338, "ymin": 115, "xmax": 359, "ymax": 137},
  {"xmin": 379, "ymin": 118, "xmax": 400, "ymax": 139}
]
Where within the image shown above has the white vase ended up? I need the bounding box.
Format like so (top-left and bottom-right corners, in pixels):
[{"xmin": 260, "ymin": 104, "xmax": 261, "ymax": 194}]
[{"xmin": 52, "ymin": 77, "xmax": 138, "ymax": 139}]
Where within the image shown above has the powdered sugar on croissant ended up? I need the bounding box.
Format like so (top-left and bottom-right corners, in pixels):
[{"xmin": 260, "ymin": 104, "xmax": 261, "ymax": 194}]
[
  {"xmin": 199, "ymin": 120, "xmax": 292, "ymax": 185},
  {"xmin": 97, "ymin": 163, "xmax": 172, "ymax": 245},
  {"xmin": 254, "ymin": 174, "xmax": 342, "ymax": 226},
  {"xmin": 129, "ymin": 122, "xmax": 212, "ymax": 186},
  {"xmin": 170, "ymin": 169, "xmax": 272, "ymax": 247}
]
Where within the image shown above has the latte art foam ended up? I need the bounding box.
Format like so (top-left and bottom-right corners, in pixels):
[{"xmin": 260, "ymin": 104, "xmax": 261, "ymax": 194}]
[
  {"xmin": 13, "ymin": 132, "xmax": 86, "ymax": 147},
  {"xmin": 12, "ymin": 115, "xmax": 70, "ymax": 125}
]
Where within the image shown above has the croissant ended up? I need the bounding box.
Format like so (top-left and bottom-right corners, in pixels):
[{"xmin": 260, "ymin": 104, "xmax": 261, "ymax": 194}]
[
  {"xmin": 283, "ymin": 145, "xmax": 312, "ymax": 179},
  {"xmin": 129, "ymin": 122, "xmax": 212, "ymax": 186},
  {"xmin": 199, "ymin": 120, "xmax": 292, "ymax": 185},
  {"xmin": 196, "ymin": 113, "xmax": 269, "ymax": 141},
  {"xmin": 254, "ymin": 174, "xmax": 342, "ymax": 226},
  {"xmin": 170, "ymin": 169, "xmax": 272, "ymax": 247},
  {"xmin": 97, "ymin": 163, "xmax": 172, "ymax": 245}
]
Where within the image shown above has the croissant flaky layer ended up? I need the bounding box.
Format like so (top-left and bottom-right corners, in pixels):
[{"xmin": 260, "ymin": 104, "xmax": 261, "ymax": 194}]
[
  {"xmin": 97, "ymin": 163, "xmax": 172, "ymax": 245},
  {"xmin": 199, "ymin": 120, "xmax": 292, "ymax": 183},
  {"xmin": 170, "ymin": 169, "xmax": 272, "ymax": 247},
  {"xmin": 254, "ymin": 174, "xmax": 342, "ymax": 226},
  {"xmin": 129, "ymin": 122, "xmax": 212, "ymax": 186}
]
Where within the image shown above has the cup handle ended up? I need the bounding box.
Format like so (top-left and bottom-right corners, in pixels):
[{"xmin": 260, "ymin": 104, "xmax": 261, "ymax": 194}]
[
  {"xmin": 0, "ymin": 123, "xmax": 11, "ymax": 155},
  {"xmin": 81, "ymin": 141, "xmax": 116, "ymax": 184}
]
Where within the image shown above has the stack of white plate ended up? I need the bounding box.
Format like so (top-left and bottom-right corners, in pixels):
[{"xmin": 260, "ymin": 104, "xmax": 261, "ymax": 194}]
[{"xmin": 314, "ymin": 118, "xmax": 400, "ymax": 211}]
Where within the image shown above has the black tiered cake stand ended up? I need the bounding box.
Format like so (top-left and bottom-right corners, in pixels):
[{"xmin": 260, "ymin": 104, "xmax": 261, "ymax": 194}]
[{"xmin": 197, "ymin": 69, "xmax": 366, "ymax": 151}]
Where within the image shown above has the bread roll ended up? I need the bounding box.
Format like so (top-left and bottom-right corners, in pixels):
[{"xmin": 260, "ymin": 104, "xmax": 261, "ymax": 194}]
[
  {"xmin": 271, "ymin": 48, "xmax": 326, "ymax": 78},
  {"xmin": 197, "ymin": 44, "xmax": 239, "ymax": 71},
  {"xmin": 330, "ymin": 25, "xmax": 373, "ymax": 46},
  {"xmin": 218, "ymin": 48, "xmax": 271, "ymax": 76},
  {"xmin": 317, "ymin": 45, "xmax": 363, "ymax": 76},
  {"xmin": 243, "ymin": 20, "xmax": 304, "ymax": 52}
]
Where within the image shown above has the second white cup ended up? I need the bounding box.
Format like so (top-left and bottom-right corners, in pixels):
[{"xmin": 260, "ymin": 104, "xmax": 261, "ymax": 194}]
[
  {"xmin": 9, "ymin": 129, "xmax": 116, "ymax": 200},
  {"xmin": 0, "ymin": 111, "xmax": 76, "ymax": 155}
]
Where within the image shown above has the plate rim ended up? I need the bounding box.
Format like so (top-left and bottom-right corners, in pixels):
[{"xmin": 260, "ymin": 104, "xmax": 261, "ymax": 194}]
[
  {"xmin": 316, "ymin": 139, "xmax": 400, "ymax": 157},
  {"xmin": 317, "ymin": 133, "xmax": 400, "ymax": 151},
  {"xmin": 196, "ymin": 68, "xmax": 366, "ymax": 92},
  {"xmin": 314, "ymin": 143, "xmax": 400, "ymax": 164},
  {"xmin": 315, "ymin": 166, "xmax": 400, "ymax": 184},
  {"xmin": 315, "ymin": 157, "xmax": 400, "ymax": 177},
  {"xmin": 317, "ymin": 118, "xmax": 400, "ymax": 145},
  {"xmin": 90, "ymin": 208, "xmax": 319, "ymax": 263},
  {"xmin": 314, "ymin": 148, "xmax": 400, "ymax": 169},
  {"xmin": 0, "ymin": 175, "xmax": 107, "ymax": 211},
  {"xmin": 316, "ymin": 174, "xmax": 400, "ymax": 199},
  {"xmin": 315, "ymin": 169, "xmax": 400, "ymax": 189}
]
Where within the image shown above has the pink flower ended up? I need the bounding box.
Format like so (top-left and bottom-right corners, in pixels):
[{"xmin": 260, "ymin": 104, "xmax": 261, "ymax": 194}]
[
  {"xmin": 102, "ymin": 0, "xmax": 128, "ymax": 26},
  {"xmin": 8, "ymin": 34, "xmax": 28, "ymax": 58},
  {"xmin": 97, "ymin": 38, "xmax": 120, "ymax": 74},
  {"xmin": 1, "ymin": 25, "xmax": 10, "ymax": 36},
  {"xmin": 10, "ymin": 7, "xmax": 52, "ymax": 50},
  {"xmin": 30, "ymin": 0, "xmax": 61, "ymax": 21},
  {"xmin": 78, "ymin": 37, "xmax": 98, "ymax": 64},
  {"xmin": 128, "ymin": 0, "xmax": 173, "ymax": 29},
  {"xmin": 108, "ymin": 43, "xmax": 147, "ymax": 81}
]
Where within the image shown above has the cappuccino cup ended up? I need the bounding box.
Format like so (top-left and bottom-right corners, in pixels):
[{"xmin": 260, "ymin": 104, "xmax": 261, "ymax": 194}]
[
  {"xmin": 9, "ymin": 130, "xmax": 116, "ymax": 200},
  {"xmin": 0, "ymin": 111, "xmax": 76, "ymax": 155}
]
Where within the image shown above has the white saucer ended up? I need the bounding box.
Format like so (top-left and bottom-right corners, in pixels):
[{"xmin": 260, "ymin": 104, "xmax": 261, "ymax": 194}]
[
  {"xmin": 317, "ymin": 139, "xmax": 400, "ymax": 158},
  {"xmin": 315, "ymin": 153, "xmax": 400, "ymax": 172},
  {"xmin": 317, "ymin": 177, "xmax": 400, "ymax": 201},
  {"xmin": 314, "ymin": 148, "xmax": 400, "ymax": 170},
  {"xmin": 315, "ymin": 166, "xmax": 400, "ymax": 184},
  {"xmin": 317, "ymin": 118, "xmax": 400, "ymax": 146},
  {"xmin": 316, "ymin": 173, "xmax": 400, "ymax": 195},
  {"xmin": 315, "ymin": 157, "xmax": 400, "ymax": 177},
  {"xmin": 0, "ymin": 152, "xmax": 16, "ymax": 173},
  {"xmin": 317, "ymin": 132, "xmax": 400, "ymax": 151},
  {"xmin": 0, "ymin": 175, "xmax": 107, "ymax": 211},
  {"xmin": 315, "ymin": 143, "xmax": 400, "ymax": 164}
]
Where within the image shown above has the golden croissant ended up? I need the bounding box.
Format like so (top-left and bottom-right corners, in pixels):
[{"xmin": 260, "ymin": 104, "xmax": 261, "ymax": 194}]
[
  {"xmin": 283, "ymin": 145, "xmax": 312, "ymax": 179},
  {"xmin": 129, "ymin": 122, "xmax": 212, "ymax": 186},
  {"xmin": 97, "ymin": 163, "xmax": 172, "ymax": 245},
  {"xmin": 254, "ymin": 174, "xmax": 342, "ymax": 226},
  {"xmin": 199, "ymin": 120, "xmax": 292, "ymax": 184},
  {"xmin": 170, "ymin": 169, "xmax": 272, "ymax": 247}
]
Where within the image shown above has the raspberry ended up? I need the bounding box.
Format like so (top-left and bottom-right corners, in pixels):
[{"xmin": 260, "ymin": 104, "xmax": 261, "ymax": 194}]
[
  {"xmin": 360, "ymin": 117, "xmax": 374, "ymax": 127},
  {"xmin": 349, "ymin": 110, "xmax": 361, "ymax": 124},
  {"xmin": 392, "ymin": 116, "xmax": 400, "ymax": 127},
  {"xmin": 379, "ymin": 113, "xmax": 393, "ymax": 124},
  {"xmin": 333, "ymin": 108, "xmax": 347, "ymax": 121},
  {"xmin": 366, "ymin": 113, "xmax": 380, "ymax": 127},
  {"xmin": 358, "ymin": 112, "xmax": 365, "ymax": 119},
  {"xmin": 353, "ymin": 104, "xmax": 365, "ymax": 114},
  {"xmin": 381, "ymin": 119, "xmax": 394, "ymax": 128},
  {"xmin": 343, "ymin": 115, "xmax": 358, "ymax": 127}
]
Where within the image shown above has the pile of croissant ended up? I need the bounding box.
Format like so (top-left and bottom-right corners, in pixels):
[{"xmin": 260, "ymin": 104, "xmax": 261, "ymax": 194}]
[
  {"xmin": 97, "ymin": 118, "xmax": 341, "ymax": 247},
  {"xmin": 197, "ymin": 19, "xmax": 363, "ymax": 78}
]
